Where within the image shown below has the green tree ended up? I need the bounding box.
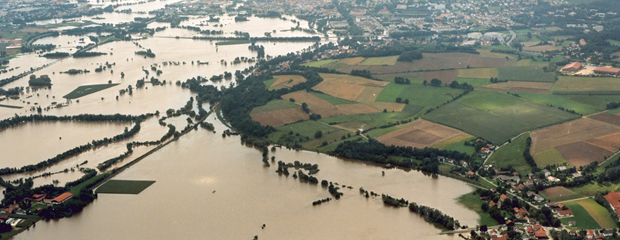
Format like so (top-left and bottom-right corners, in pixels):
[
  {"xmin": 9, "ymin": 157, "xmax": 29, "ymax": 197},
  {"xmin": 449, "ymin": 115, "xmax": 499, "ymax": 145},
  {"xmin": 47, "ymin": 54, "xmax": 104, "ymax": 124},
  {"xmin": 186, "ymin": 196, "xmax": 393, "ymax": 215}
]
[{"xmin": 314, "ymin": 130, "xmax": 323, "ymax": 138}]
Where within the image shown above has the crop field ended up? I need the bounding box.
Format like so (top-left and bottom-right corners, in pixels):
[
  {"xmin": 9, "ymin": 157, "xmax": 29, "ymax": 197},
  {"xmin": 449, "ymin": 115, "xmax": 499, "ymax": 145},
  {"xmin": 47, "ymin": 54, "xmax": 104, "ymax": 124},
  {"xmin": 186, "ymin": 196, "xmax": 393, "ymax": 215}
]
[
  {"xmin": 330, "ymin": 52, "xmax": 506, "ymax": 73},
  {"xmin": 338, "ymin": 57, "xmax": 366, "ymax": 65},
  {"xmin": 552, "ymin": 76, "xmax": 620, "ymax": 94},
  {"xmin": 320, "ymin": 112, "xmax": 399, "ymax": 127},
  {"xmin": 308, "ymin": 92, "xmax": 357, "ymax": 105},
  {"xmin": 532, "ymin": 148, "xmax": 567, "ymax": 166},
  {"xmin": 577, "ymin": 199, "xmax": 618, "ymax": 229},
  {"xmin": 432, "ymin": 134, "xmax": 474, "ymax": 150},
  {"xmin": 457, "ymin": 68, "xmax": 498, "ymax": 79},
  {"xmin": 302, "ymin": 129, "xmax": 350, "ymax": 149},
  {"xmin": 497, "ymin": 66, "xmax": 556, "ymax": 82},
  {"xmin": 334, "ymin": 122, "xmax": 375, "ymax": 132},
  {"xmin": 557, "ymin": 142, "xmax": 613, "ymax": 167},
  {"xmin": 251, "ymin": 107, "xmax": 309, "ymax": 127},
  {"xmin": 530, "ymin": 118, "xmax": 620, "ymax": 153},
  {"xmin": 313, "ymin": 73, "xmax": 389, "ymax": 101},
  {"xmin": 63, "ymin": 83, "xmax": 120, "ymax": 99},
  {"xmin": 375, "ymin": 119, "xmax": 467, "ymax": 149},
  {"xmin": 364, "ymin": 102, "xmax": 406, "ymax": 112},
  {"xmin": 590, "ymin": 113, "xmax": 620, "ymax": 127},
  {"xmin": 453, "ymin": 78, "xmax": 491, "ymax": 88},
  {"xmin": 561, "ymin": 201, "xmax": 601, "ymax": 230},
  {"xmin": 482, "ymin": 81, "xmax": 553, "ymax": 94},
  {"xmin": 441, "ymin": 137, "xmax": 477, "ymax": 155},
  {"xmin": 250, "ymin": 99, "xmax": 298, "ymax": 115},
  {"xmin": 359, "ymin": 56, "xmax": 399, "ymax": 66},
  {"xmin": 269, "ymin": 120, "xmax": 340, "ymax": 144},
  {"xmin": 372, "ymin": 72, "xmax": 421, "ymax": 81},
  {"xmin": 335, "ymin": 103, "xmax": 379, "ymax": 115},
  {"xmin": 356, "ymin": 86, "xmax": 384, "ymax": 102},
  {"xmin": 282, "ymin": 91, "xmax": 341, "ymax": 117},
  {"xmin": 392, "ymin": 104, "xmax": 424, "ymax": 119},
  {"xmin": 540, "ymin": 187, "xmax": 581, "ymax": 202},
  {"xmin": 488, "ymin": 134, "xmax": 532, "ymax": 176},
  {"xmin": 420, "ymin": 70, "xmax": 458, "ymax": 83},
  {"xmin": 376, "ymin": 82, "xmax": 463, "ymax": 111},
  {"xmin": 268, "ymin": 75, "xmax": 307, "ymax": 90},
  {"xmin": 514, "ymin": 93, "xmax": 610, "ymax": 115},
  {"xmin": 96, "ymin": 180, "xmax": 156, "ymax": 194},
  {"xmin": 424, "ymin": 91, "xmax": 578, "ymax": 144},
  {"xmin": 301, "ymin": 59, "xmax": 337, "ymax": 67}
]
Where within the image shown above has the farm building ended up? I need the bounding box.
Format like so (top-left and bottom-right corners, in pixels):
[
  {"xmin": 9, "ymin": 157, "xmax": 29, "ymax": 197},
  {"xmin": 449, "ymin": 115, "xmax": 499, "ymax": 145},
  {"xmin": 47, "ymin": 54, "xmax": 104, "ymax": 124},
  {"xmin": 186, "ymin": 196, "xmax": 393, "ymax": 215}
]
[
  {"xmin": 44, "ymin": 192, "xmax": 73, "ymax": 205},
  {"xmin": 560, "ymin": 62, "xmax": 582, "ymax": 72},
  {"xmin": 604, "ymin": 191, "xmax": 620, "ymax": 215},
  {"xmin": 593, "ymin": 67, "xmax": 620, "ymax": 76}
]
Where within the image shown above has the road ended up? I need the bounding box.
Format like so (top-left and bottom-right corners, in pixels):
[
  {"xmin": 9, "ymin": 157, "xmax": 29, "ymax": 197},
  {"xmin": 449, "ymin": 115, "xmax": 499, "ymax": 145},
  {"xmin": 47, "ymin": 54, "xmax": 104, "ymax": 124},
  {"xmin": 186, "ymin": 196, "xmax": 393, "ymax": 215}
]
[{"xmin": 506, "ymin": 29, "xmax": 517, "ymax": 48}]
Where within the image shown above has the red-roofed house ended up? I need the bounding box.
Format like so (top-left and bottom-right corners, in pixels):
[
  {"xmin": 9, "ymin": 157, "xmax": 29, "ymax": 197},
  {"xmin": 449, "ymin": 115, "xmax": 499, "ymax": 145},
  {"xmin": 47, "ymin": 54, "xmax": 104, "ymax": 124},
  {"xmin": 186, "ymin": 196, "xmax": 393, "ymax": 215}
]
[
  {"xmin": 44, "ymin": 192, "xmax": 73, "ymax": 205},
  {"xmin": 500, "ymin": 194, "xmax": 509, "ymax": 202},
  {"xmin": 604, "ymin": 191, "xmax": 620, "ymax": 215},
  {"xmin": 594, "ymin": 67, "xmax": 620, "ymax": 76},
  {"xmin": 561, "ymin": 62, "xmax": 582, "ymax": 72},
  {"xmin": 558, "ymin": 210, "xmax": 573, "ymax": 217}
]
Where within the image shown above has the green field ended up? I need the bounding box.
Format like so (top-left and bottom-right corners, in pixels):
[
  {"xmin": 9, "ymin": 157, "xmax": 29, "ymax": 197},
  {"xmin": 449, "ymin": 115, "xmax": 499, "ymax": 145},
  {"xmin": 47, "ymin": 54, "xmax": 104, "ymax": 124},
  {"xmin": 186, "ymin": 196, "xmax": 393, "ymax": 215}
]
[
  {"xmin": 454, "ymin": 78, "xmax": 491, "ymax": 88},
  {"xmin": 458, "ymin": 90, "xmax": 522, "ymax": 111},
  {"xmin": 457, "ymin": 192, "xmax": 500, "ymax": 226},
  {"xmin": 570, "ymin": 181, "xmax": 620, "ymax": 196},
  {"xmin": 376, "ymin": 82, "xmax": 463, "ymax": 112},
  {"xmin": 269, "ymin": 120, "xmax": 340, "ymax": 143},
  {"xmin": 514, "ymin": 92, "xmax": 612, "ymax": 115},
  {"xmin": 0, "ymin": 104, "xmax": 22, "ymax": 109},
  {"xmin": 391, "ymin": 104, "xmax": 424, "ymax": 119},
  {"xmin": 309, "ymin": 92, "xmax": 357, "ymax": 105},
  {"xmin": 552, "ymin": 76, "xmax": 620, "ymax": 95},
  {"xmin": 532, "ymin": 148, "xmax": 567, "ymax": 167},
  {"xmin": 250, "ymin": 99, "xmax": 298, "ymax": 115},
  {"xmin": 497, "ymin": 66, "xmax": 556, "ymax": 82},
  {"xmin": 63, "ymin": 83, "xmax": 120, "ymax": 99},
  {"xmin": 424, "ymin": 91, "xmax": 579, "ymax": 144},
  {"xmin": 96, "ymin": 180, "xmax": 156, "ymax": 194},
  {"xmin": 215, "ymin": 40, "xmax": 251, "ymax": 46},
  {"xmin": 488, "ymin": 134, "xmax": 532, "ymax": 176},
  {"xmin": 301, "ymin": 59, "xmax": 338, "ymax": 67},
  {"xmin": 263, "ymin": 78, "xmax": 277, "ymax": 88},
  {"xmin": 457, "ymin": 68, "xmax": 498, "ymax": 79},
  {"xmin": 561, "ymin": 201, "xmax": 601, "ymax": 229},
  {"xmin": 359, "ymin": 56, "xmax": 399, "ymax": 66},
  {"xmin": 442, "ymin": 137, "xmax": 477, "ymax": 155},
  {"xmin": 320, "ymin": 112, "xmax": 399, "ymax": 127},
  {"xmin": 608, "ymin": 40, "xmax": 620, "ymax": 47}
]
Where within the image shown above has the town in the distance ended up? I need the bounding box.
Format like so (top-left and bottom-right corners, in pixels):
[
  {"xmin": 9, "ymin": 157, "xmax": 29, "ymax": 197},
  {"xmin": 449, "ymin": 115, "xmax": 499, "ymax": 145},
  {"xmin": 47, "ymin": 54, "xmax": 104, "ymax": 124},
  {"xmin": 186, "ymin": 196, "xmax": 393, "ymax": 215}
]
[{"xmin": 1, "ymin": 0, "xmax": 620, "ymax": 239}]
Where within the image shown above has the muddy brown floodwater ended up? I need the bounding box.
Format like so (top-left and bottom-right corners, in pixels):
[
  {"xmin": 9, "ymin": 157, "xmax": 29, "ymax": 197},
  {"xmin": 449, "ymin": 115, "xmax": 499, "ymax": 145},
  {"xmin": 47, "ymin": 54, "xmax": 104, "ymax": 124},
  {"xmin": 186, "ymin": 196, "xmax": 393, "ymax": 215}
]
[{"xmin": 15, "ymin": 119, "xmax": 477, "ymax": 240}]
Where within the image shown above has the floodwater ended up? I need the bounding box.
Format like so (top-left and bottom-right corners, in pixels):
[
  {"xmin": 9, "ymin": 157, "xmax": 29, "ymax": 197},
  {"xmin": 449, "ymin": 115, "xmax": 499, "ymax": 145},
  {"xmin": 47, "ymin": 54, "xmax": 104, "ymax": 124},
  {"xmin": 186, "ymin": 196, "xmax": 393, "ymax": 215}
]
[
  {"xmin": 3, "ymin": 2, "xmax": 479, "ymax": 239},
  {"xmin": 15, "ymin": 119, "xmax": 477, "ymax": 240}
]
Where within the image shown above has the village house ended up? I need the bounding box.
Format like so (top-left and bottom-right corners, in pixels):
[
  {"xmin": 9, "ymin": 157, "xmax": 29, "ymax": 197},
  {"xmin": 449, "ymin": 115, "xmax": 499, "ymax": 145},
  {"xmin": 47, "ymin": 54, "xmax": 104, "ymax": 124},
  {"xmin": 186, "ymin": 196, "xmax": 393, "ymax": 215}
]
[
  {"xmin": 44, "ymin": 192, "xmax": 73, "ymax": 205},
  {"xmin": 593, "ymin": 67, "xmax": 620, "ymax": 76},
  {"xmin": 557, "ymin": 209, "xmax": 573, "ymax": 217},
  {"xmin": 604, "ymin": 191, "xmax": 620, "ymax": 215},
  {"xmin": 560, "ymin": 62, "xmax": 582, "ymax": 72}
]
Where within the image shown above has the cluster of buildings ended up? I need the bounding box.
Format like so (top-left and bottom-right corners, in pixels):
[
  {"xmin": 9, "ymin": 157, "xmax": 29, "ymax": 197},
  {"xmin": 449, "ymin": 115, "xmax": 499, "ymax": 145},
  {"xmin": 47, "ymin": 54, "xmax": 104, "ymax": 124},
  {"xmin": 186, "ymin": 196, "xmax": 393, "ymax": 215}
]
[
  {"xmin": 560, "ymin": 61, "xmax": 620, "ymax": 77},
  {"xmin": 0, "ymin": 192, "xmax": 73, "ymax": 231}
]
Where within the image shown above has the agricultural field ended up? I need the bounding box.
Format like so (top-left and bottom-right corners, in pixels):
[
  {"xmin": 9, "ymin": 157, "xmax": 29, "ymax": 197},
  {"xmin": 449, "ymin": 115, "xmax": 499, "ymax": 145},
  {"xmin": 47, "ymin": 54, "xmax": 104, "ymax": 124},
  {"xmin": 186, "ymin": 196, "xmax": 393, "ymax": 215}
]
[
  {"xmin": 479, "ymin": 81, "xmax": 553, "ymax": 94},
  {"xmin": 590, "ymin": 113, "xmax": 620, "ymax": 126},
  {"xmin": 514, "ymin": 93, "xmax": 614, "ymax": 116},
  {"xmin": 552, "ymin": 76, "xmax": 620, "ymax": 95},
  {"xmin": 561, "ymin": 199, "xmax": 617, "ymax": 230},
  {"xmin": 376, "ymin": 82, "xmax": 463, "ymax": 112},
  {"xmin": 532, "ymin": 148, "xmax": 567, "ymax": 166},
  {"xmin": 95, "ymin": 180, "xmax": 156, "ymax": 194},
  {"xmin": 375, "ymin": 119, "xmax": 470, "ymax": 149},
  {"xmin": 338, "ymin": 57, "xmax": 366, "ymax": 65},
  {"xmin": 497, "ymin": 66, "xmax": 556, "ymax": 82},
  {"xmin": 326, "ymin": 52, "xmax": 506, "ymax": 74},
  {"xmin": 250, "ymin": 107, "xmax": 309, "ymax": 127},
  {"xmin": 268, "ymin": 120, "xmax": 347, "ymax": 149},
  {"xmin": 440, "ymin": 137, "xmax": 477, "ymax": 155},
  {"xmin": 424, "ymin": 90, "xmax": 578, "ymax": 144},
  {"xmin": 457, "ymin": 68, "xmax": 498, "ymax": 79},
  {"xmin": 488, "ymin": 134, "xmax": 532, "ymax": 176},
  {"xmin": 301, "ymin": 59, "xmax": 337, "ymax": 67},
  {"xmin": 530, "ymin": 118, "xmax": 620, "ymax": 167},
  {"xmin": 281, "ymin": 91, "xmax": 341, "ymax": 117},
  {"xmin": 359, "ymin": 56, "xmax": 399, "ymax": 66},
  {"xmin": 63, "ymin": 83, "xmax": 120, "ymax": 99},
  {"xmin": 372, "ymin": 72, "xmax": 420, "ymax": 81},
  {"xmin": 250, "ymin": 99, "xmax": 298, "ymax": 115},
  {"xmin": 420, "ymin": 70, "xmax": 458, "ymax": 83},
  {"xmin": 320, "ymin": 112, "xmax": 400, "ymax": 128},
  {"xmin": 453, "ymin": 78, "xmax": 491, "ymax": 88},
  {"xmin": 539, "ymin": 187, "xmax": 581, "ymax": 202},
  {"xmin": 522, "ymin": 42, "xmax": 561, "ymax": 52},
  {"xmin": 313, "ymin": 73, "xmax": 389, "ymax": 102},
  {"xmin": 267, "ymin": 75, "xmax": 307, "ymax": 90}
]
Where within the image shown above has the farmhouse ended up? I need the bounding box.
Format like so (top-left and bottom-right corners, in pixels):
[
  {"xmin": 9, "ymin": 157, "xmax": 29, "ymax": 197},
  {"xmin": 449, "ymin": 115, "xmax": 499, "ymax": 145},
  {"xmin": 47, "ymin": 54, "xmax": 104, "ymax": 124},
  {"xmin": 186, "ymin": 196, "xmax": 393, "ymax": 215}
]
[
  {"xmin": 604, "ymin": 191, "xmax": 620, "ymax": 215},
  {"xmin": 557, "ymin": 210, "xmax": 573, "ymax": 217},
  {"xmin": 593, "ymin": 67, "xmax": 620, "ymax": 76},
  {"xmin": 44, "ymin": 192, "xmax": 73, "ymax": 205},
  {"xmin": 560, "ymin": 62, "xmax": 582, "ymax": 72}
]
